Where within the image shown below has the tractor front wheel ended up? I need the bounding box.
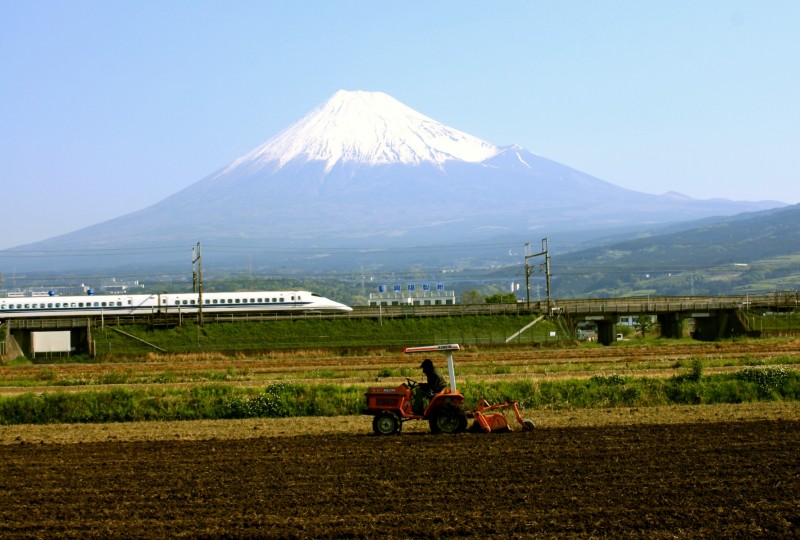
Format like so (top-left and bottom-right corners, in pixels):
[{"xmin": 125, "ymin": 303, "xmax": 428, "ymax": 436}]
[
  {"xmin": 429, "ymin": 404, "xmax": 467, "ymax": 434},
  {"xmin": 372, "ymin": 412, "xmax": 401, "ymax": 435}
]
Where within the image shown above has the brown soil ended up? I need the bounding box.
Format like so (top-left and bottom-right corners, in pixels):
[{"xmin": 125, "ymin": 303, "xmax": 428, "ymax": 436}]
[
  {"xmin": 2, "ymin": 340, "xmax": 799, "ymax": 537},
  {"xmin": 1, "ymin": 419, "xmax": 798, "ymax": 538}
]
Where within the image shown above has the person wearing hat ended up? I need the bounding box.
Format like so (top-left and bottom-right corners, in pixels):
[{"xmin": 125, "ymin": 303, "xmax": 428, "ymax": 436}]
[
  {"xmin": 420, "ymin": 358, "xmax": 447, "ymax": 395},
  {"xmin": 412, "ymin": 358, "xmax": 447, "ymax": 414}
]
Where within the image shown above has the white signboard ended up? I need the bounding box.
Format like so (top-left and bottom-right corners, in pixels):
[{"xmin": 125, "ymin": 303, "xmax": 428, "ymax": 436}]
[{"xmin": 32, "ymin": 331, "xmax": 71, "ymax": 353}]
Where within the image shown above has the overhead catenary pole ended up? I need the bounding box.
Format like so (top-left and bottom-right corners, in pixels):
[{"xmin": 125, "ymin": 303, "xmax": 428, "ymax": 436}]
[
  {"xmin": 524, "ymin": 238, "xmax": 552, "ymax": 314},
  {"xmin": 192, "ymin": 242, "xmax": 204, "ymax": 327},
  {"xmin": 544, "ymin": 238, "xmax": 552, "ymax": 314}
]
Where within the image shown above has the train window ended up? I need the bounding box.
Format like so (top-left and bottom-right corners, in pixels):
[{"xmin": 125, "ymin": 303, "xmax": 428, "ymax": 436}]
[
  {"xmin": 250, "ymin": 298, "xmax": 255, "ymax": 303},
  {"xmin": 93, "ymin": 302, "xmax": 99, "ymax": 307},
  {"xmin": 291, "ymin": 296, "xmax": 295, "ymax": 301},
  {"xmin": 174, "ymin": 300, "xmax": 180, "ymax": 305},
  {"xmin": 228, "ymin": 299, "xmax": 233, "ymax": 304},
  {"xmin": 190, "ymin": 300, "xmax": 196, "ymax": 305},
  {"xmin": 127, "ymin": 300, "xmax": 132, "ymax": 305},
  {"xmin": 78, "ymin": 303, "xmax": 84, "ymax": 307},
  {"xmin": 212, "ymin": 299, "xmax": 218, "ymax": 304},
  {"xmin": 204, "ymin": 300, "xmax": 210, "ymax": 304},
  {"xmin": 257, "ymin": 298, "xmax": 262, "ymax": 302},
  {"xmin": 116, "ymin": 302, "xmax": 122, "ymax": 307},
  {"xmin": 101, "ymin": 302, "xmax": 107, "ymax": 307},
  {"xmin": 24, "ymin": 304, "xmax": 31, "ymax": 308},
  {"xmin": 182, "ymin": 300, "xmax": 188, "ymax": 305},
  {"xmin": 272, "ymin": 298, "xmax": 276, "ymax": 302},
  {"xmin": 280, "ymin": 298, "xmax": 285, "ymax": 302}
]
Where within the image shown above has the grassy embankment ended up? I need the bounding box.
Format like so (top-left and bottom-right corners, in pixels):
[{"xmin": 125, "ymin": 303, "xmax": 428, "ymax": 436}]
[{"xmin": 86, "ymin": 314, "xmax": 565, "ymax": 358}]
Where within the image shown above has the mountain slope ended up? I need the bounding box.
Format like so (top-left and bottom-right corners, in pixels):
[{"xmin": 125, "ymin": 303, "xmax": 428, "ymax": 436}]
[
  {"xmin": 551, "ymin": 204, "xmax": 800, "ymax": 296},
  {"xmin": 2, "ymin": 90, "xmax": 786, "ymax": 273}
]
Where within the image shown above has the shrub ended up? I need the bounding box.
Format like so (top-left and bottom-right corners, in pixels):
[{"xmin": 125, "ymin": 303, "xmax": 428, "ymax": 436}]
[
  {"xmin": 590, "ymin": 373, "xmax": 628, "ymax": 386},
  {"xmin": 377, "ymin": 368, "xmax": 393, "ymax": 378},
  {"xmin": 673, "ymin": 358, "xmax": 704, "ymax": 383},
  {"xmin": 737, "ymin": 366, "xmax": 791, "ymax": 398}
]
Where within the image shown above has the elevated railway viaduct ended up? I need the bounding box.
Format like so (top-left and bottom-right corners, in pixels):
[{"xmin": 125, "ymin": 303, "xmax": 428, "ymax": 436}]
[
  {"xmin": 2, "ymin": 293, "xmax": 798, "ymax": 357},
  {"xmin": 356, "ymin": 293, "xmax": 798, "ymax": 345},
  {"xmin": 552, "ymin": 294, "xmax": 797, "ymax": 345}
]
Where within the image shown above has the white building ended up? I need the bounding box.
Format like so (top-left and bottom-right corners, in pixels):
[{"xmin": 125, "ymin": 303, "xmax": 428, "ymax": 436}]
[
  {"xmin": 368, "ymin": 284, "xmax": 455, "ymax": 306},
  {"xmin": 618, "ymin": 315, "xmax": 657, "ymax": 327}
]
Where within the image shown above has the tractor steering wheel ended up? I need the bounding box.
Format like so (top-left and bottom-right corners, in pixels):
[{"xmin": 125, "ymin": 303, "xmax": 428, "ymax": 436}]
[{"xmin": 405, "ymin": 378, "xmax": 419, "ymax": 389}]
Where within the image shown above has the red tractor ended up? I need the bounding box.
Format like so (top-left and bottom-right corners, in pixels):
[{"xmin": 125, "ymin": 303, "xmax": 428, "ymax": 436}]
[
  {"xmin": 364, "ymin": 378, "xmax": 468, "ymax": 435},
  {"xmin": 363, "ymin": 344, "xmax": 535, "ymax": 435}
]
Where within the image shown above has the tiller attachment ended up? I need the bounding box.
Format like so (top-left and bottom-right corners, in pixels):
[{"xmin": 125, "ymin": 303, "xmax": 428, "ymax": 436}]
[{"xmin": 469, "ymin": 398, "xmax": 536, "ymax": 433}]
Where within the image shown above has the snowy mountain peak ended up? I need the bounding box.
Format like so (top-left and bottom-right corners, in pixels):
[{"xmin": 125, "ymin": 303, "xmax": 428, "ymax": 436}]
[{"xmin": 225, "ymin": 90, "xmax": 499, "ymax": 172}]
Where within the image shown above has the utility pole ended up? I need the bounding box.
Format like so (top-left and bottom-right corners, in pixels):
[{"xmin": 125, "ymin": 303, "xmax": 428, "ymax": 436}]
[
  {"xmin": 192, "ymin": 242, "xmax": 204, "ymax": 327},
  {"xmin": 524, "ymin": 238, "xmax": 552, "ymax": 314}
]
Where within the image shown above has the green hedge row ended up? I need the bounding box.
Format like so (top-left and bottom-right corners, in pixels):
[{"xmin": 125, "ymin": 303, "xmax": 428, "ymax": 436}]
[{"xmin": 1, "ymin": 366, "xmax": 798, "ymax": 425}]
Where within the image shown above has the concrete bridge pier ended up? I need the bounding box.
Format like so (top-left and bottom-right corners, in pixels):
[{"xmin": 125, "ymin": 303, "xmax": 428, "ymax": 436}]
[
  {"xmin": 596, "ymin": 320, "xmax": 617, "ymax": 346},
  {"xmin": 691, "ymin": 311, "xmax": 748, "ymax": 341},
  {"xmin": 692, "ymin": 314, "xmax": 725, "ymax": 341},
  {"xmin": 658, "ymin": 313, "xmax": 684, "ymax": 339}
]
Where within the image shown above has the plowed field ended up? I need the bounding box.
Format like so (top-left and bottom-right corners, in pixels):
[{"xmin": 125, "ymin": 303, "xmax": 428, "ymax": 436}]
[{"xmin": 2, "ymin": 420, "xmax": 798, "ymax": 538}]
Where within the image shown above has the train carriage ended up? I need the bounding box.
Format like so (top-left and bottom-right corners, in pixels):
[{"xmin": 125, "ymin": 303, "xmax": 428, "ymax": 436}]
[{"xmin": 0, "ymin": 290, "xmax": 352, "ymax": 319}]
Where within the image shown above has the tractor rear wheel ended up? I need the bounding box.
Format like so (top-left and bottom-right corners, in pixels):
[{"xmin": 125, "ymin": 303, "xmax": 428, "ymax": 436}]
[
  {"xmin": 372, "ymin": 412, "xmax": 401, "ymax": 435},
  {"xmin": 428, "ymin": 404, "xmax": 467, "ymax": 434}
]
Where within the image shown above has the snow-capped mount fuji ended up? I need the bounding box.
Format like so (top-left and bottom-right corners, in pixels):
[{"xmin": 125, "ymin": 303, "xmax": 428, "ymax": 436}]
[
  {"xmin": 5, "ymin": 90, "xmax": 784, "ymax": 272},
  {"xmin": 222, "ymin": 90, "xmax": 499, "ymax": 174}
]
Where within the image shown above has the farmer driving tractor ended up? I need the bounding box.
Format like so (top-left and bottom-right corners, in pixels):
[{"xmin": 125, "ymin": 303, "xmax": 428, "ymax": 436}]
[{"xmin": 413, "ymin": 358, "xmax": 447, "ymax": 413}]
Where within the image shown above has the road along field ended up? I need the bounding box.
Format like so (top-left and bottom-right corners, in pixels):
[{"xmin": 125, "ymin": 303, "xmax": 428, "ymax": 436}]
[{"xmin": 1, "ymin": 419, "xmax": 798, "ymax": 538}]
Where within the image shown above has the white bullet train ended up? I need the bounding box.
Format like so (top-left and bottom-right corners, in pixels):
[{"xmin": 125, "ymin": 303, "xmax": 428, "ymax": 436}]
[{"xmin": 0, "ymin": 290, "xmax": 352, "ymax": 319}]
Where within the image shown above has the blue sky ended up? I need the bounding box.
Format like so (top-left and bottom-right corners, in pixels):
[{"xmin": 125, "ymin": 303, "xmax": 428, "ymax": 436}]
[{"xmin": 2, "ymin": 1, "xmax": 798, "ymax": 250}]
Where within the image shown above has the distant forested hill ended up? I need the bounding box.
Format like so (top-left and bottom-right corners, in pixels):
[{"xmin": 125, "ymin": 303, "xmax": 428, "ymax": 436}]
[{"xmin": 550, "ymin": 204, "xmax": 800, "ymax": 297}]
